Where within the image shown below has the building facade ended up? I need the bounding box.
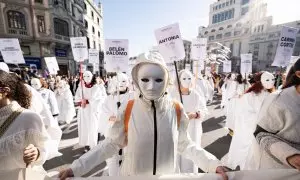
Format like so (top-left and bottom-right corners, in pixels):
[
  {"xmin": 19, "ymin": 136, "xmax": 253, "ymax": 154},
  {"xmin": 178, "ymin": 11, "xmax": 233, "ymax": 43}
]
[
  {"xmin": 83, "ymin": 0, "xmax": 104, "ymax": 74},
  {"xmin": 0, "ymin": 0, "xmax": 87, "ymax": 75}
]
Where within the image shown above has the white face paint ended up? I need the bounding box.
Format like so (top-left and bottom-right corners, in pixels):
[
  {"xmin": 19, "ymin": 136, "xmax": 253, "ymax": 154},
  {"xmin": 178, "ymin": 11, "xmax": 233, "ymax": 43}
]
[
  {"xmin": 261, "ymin": 72, "xmax": 275, "ymax": 89},
  {"xmin": 137, "ymin": 64, "xmax": 167, "ymax": 100},
  {"xmin": 117, "ymin": 73, "xmax": 129, "ymax": 92},
  {"xmin": 83, "ymin": 71, "xmax": 93, "ymax": 84},
  {"xmin": 180, "ymin": 71, "xmax": 193, "ymax": 88},
  {"xmin": 31, "ymin": 78, "xmax": 42, "ymax": 90}
]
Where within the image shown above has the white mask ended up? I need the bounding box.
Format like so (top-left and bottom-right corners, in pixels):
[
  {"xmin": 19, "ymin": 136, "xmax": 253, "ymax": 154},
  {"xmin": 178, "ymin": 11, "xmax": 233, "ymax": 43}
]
[
  {"xmin": 137, "ymin": 64, "xmax": 167, "ymax": 100},
  {"xmin": 231, "ymin": 74, "xmax": 236, "ymax": 80},
  {"xmin": 261, "ymin": 72, "xmax": 275, "ymax": 89},
  {"xmin": 31, "ymin": 78, "xmax": 42, "ymax": 90},
  {"xmin": 83, "ymin": 71, "xmax": 93, "ymax": 84},
  {"xmin": 116, "ymin": 73, "xmax": 129, "ymax": 92},
  {"xmin": 180, "ymin": 70, "xmax": 193, "ymax": 89}
]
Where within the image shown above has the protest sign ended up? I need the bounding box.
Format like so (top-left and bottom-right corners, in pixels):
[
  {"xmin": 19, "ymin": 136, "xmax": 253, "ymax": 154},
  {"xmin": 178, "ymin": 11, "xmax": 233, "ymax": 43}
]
[
  {"xmin": 285, "ymin": 56, "xmax": 299, "ymax": 74},
  {"xmin": 223, "ymin": 60, "xmax": 232, "ymax": 73},
  {"xmin": 44, "ymin": 57, "xmax": 59, "ymax": 75},
  {"xmin": 0, "ymin": 38, "xmax": 25, "ymax": 64},
  {"xmin": 154, "ymin": 23, "xmax": 185, "ymax": 63},
  {"xmin": 272, "ymin": 26, "xmax": 298, "ymax": 67},
  {"xmin": 70, "ymin": 37, "xmax": 88, "ymax": 62},
  {"xmin": 89, "ymin": 49, "xmax": 99, "ymax": 64},
  {"xmin": 104, "ymin": 39, "xmax": 129, "ymax": 72},
  {"xmin": 191, "ymin": 38, "xmax": 207, "ymax": 61},
  {"xmin": 240, "ymin": 53, "xmax": 252, "ymax": 74}
]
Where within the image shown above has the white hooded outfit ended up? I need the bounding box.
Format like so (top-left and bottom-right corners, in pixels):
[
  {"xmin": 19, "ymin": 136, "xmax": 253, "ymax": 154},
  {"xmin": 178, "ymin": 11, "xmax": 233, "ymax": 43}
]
[
  {"xmin": 75, "ymin": 71, "xmax": 106, "ymax": 148},
  {"xmin": 244, "ymin": 86, "xmax": 300, "ymax": 170},
  {"xmin": 171, "ymin": 70, "xmax": 208, "ymax": 173},
  {"xmin": 195, "ymin": 75, "xmax": 208, "ymax": 100},
  {"xmin": 226, "ymin": 72, "xmax": 275, "ymax": 170},
  {"xmin": 206, "ymin": 76, "xmax": 215, "ymax": 103},
  {"xmin": 55, "ymin": 80, "xmax": 76, "ymax": 124},
  {"xmin": 70, "ymin": 52, "xmax": 221, "ymax": 177}
]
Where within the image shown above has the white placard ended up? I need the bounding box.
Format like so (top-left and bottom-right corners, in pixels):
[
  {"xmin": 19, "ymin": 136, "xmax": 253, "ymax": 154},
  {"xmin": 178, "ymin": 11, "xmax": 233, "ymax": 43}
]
[
  {"xmin": 89, "ymin": 49, "xmax": 99, "ymax": 64},
  {"xmin": 70, "ymin": 37, "xmax": 88, "ymax": 62},
  {"xmin": 0, "ymin": 38, "xmax": 25, "ymax": 64},
  {"xmin": 192, "ymin": 60, "xmax": 204, "ymax": 74},
  {"xmin": 155, "ymin": 23, "xmax": 185, "ymax": 63},
  {"xmin": 44, "ymin": 57, "xmax": 59, "ymax": 75},
  {"xmin": 272, "ymin": 26, "xmax": 298, "ymax": 67},
  {"xmin": 286, "ymin": 56, "xmax": 299, "ymax": 74},
  {"xmin": 205, "ymin": 66, "xmax": 211, "ymax": 76},
  {"xmin": 240, "ymin": 53, "xmax": 253, "ymax": 74},
  {"xmin": 104, "ymin": 39, "xmax": 129, "ymax": 72},
  {"xmin": 223, "ymin": 60, "xmax": 232, "ymax": 73},
  {"xmin": 191, "ymin": 38, "xmax": 207, "ymax": 61}
]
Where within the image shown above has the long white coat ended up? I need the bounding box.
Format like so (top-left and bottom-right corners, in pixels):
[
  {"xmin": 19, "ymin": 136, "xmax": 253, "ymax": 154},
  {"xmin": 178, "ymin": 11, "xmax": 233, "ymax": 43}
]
[
  {"xmin": 37, "ymin": 88, "xmax": 59, "ymax": 116},
  {"xmin": 55, "ymin": 86, "xmax": 76, "ymax": 124},
  {"xmin": 75, "ymin": 84, "xmax": 106, "ymax": 148},
  {"xmin": 226, "ymin": 91, "xmax": 270, "ymax": 169},
  {"xmin": 70, "ymin": 96, "xmax": 220, "ymax": 176}
]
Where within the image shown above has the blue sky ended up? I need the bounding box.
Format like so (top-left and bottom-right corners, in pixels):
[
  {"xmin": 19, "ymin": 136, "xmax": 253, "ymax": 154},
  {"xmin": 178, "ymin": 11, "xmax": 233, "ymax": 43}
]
[{"xmin": 97, "ymin": 0, "xmax": 299, "ymax": 57}]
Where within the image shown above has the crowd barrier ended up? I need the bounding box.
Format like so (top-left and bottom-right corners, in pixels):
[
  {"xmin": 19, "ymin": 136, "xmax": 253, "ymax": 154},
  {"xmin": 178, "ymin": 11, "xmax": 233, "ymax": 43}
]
[{"xmin": 0, "ymin": 169, "xmax": 299, "ymax": 180}]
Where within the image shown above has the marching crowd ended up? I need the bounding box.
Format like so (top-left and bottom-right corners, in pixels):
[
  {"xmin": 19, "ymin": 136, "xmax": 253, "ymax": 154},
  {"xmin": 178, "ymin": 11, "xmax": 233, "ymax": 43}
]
[{"xmin": 0, "ymin": 51, "xmax": 299, "ymax": 180}]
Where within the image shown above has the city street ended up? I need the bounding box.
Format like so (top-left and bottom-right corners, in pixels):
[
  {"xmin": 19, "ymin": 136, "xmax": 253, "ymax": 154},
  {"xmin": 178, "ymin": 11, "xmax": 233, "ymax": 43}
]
[{"xmin": 43, "ymin": 95, "xmax": 232, "ymax": 177}]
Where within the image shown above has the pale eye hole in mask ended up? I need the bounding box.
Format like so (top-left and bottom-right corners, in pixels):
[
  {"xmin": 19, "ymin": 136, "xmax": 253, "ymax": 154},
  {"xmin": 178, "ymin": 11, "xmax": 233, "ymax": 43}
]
[
  {"xmin": 155, "ymin": 78, "xmax": 163, "ymax": 83},
  {"xmin": 141, "ymin": 78, "xmax": 149, "ymax": 82}
]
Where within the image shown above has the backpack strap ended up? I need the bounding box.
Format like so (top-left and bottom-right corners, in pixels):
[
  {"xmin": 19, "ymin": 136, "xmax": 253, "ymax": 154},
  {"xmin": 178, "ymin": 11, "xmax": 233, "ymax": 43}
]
[
  {"xmin": 0, "ymin": 107, "xmax": 24, "ymax": 138},
  {"xmin": 173, "ymin": 101, "xmax": 181, "ymax": 128},
  {"xmin": 124, "ymin": 100, "xmax": 134, "ymax": 136}
]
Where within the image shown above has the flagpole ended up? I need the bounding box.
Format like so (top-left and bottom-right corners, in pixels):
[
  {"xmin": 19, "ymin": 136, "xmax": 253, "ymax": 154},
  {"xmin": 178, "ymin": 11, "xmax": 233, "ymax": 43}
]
[{"xmin": 174, "ymin": 61, "xmax": 183, "ymax": 104}]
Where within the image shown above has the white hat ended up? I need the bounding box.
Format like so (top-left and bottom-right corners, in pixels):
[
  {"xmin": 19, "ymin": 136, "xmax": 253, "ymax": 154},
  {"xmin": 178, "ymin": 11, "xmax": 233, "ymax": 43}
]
[{"xmin": 0, "ymin": 62, "xmax": 9, "ymax": 73}]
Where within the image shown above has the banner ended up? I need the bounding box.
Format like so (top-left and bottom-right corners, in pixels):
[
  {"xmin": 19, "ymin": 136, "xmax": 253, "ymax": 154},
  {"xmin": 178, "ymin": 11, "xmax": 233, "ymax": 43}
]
[
  {"xmin": 0, "ymin": 38, "xmax": 25, "ymax": 64},
  {"xmin": 104, "ymin": 39, "xmax": 129, "ymax": 72},
  {"xmin": 44, "ymin": 57, "xmax": 59, "ymax": 75},
  {"xmin": 223, "ymin": 60, "xmax": 232, "ymax": 73},
  {"xmin": 191, "ymin": 38, "xmax": 207, "ymax": 61},
  {"xmin": 272, "ymin": 26, "xmax": 298, "ymax": 67},
  {"xmin": 70, "ymin": 37, "xmax": 88, "ymax": 62},
  {"xmin": 89, "ymin": 49, "xmax": 99, "ymax": 64},
  {"xmin": 155, "ymin": 23, "xmax": 185, "ymax": 63},
  {"xmin": 240, "ymin": 53, "xmax": 252, "ymax": 74},
  {"xmin": 286, "ymin": 56, "xmax": 299, "ymax": 74}
]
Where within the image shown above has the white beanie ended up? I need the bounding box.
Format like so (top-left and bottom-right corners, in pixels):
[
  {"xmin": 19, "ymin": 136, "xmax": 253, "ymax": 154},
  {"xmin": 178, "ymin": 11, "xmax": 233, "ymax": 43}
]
[{"xmin": 0, "ymin": 62, "xmax": 9, "ymax": 73}]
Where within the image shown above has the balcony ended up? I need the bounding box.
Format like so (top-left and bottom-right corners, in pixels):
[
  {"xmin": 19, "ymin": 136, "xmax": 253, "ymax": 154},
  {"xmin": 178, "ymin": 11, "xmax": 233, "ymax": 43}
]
[
  {"xmin": 8, "ymin": 28, "xmax": 28, "ymax": 36},
  {"xmin": 55, "ymin": 34, "xmax": 70, "ymax": 42}
]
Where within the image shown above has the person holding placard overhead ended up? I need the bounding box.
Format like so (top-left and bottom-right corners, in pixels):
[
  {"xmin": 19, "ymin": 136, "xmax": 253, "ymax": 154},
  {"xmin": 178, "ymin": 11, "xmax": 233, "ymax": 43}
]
[
  {"xmin": 227, "ymin": 71, "xmax": 275, "ymax": 170},
  {"xmin": 75, "ymin": 71, "xmax": 105, "ymax": 153},
  {"xmin": 170, "ymin": 69, "xmax": 208, "ymax": 173},
  {"xmin": 59, "ymin": 51, "xmax": 229, "ymax": 180}
]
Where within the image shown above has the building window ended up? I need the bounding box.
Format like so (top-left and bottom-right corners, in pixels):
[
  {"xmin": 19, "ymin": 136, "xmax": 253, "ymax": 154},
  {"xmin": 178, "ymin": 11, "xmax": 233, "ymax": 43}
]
[
  {"xmin": 224, "ymin": 32, "xmax": 231, "ymax": 37},
  {"xmin": 84, "ymin": 20, "xmax": 88, "ymax": 28},
  {"xmin": 211, "ymin": 29, "xmax": 216, "ymax": 33},
  {"xmin": 230, "ymin": 0, "xmax": 233, "ymax": 4},
  {"xmin": 213, "ymin": 8, "xmax": 235, "ymax": 24},
  {"xmin": 234, "ymin": 31, "xmax": 241, "ymax": 36},
  {"xmin": 219, "ymin": 4, "xmax": 221, "ymax": 9},
  {"xmin": 63, "ymin": 0, "xmax": 67, "ymax": 9},
  {"xmin": 91, "ymin": 11, "xmax": 94, "ymax": 18},
  {"xmin": 261, "ymin": 25, "xmax": 264, "ymax": 32},
  {"xmin": 219, "ymin": 27, "xmax": 224, "ymax": 30},
  {"xmin": 204, "ymin": 31, "xmax": 208, "ymax": 35},
  {"xmin": 226, "ymin": 1, "xmax": 229, "ymax": 6},
  {"xmin": 242, "ymin": 0, "xmax": 250, "ymax": 5},
  {"xmin": 37, "ymin": 15, "xmax": 46, "ymax": 33},
  {"xmin": 92, "ymin": 26, "xmax": 95, "ymax": 33},
  {"xmin": 54, "ymin": 18, "xmax": 69, "ymax": 36},
  {"xmin": 98, "ymin": 31, "xmax": 100, "ymax": 37},
  {"xmin": 93, "ymin": 41, "xmax": 96, "ymax": 49},
  {"xmin": 84, "ymin": 3, "xmax": 87, "ymax": 9},
  {"xmin": 241, "ymin": 6, "xmax": 249, "ymax": 16},
  {"xmin": 216, "ymin": 34, "xmax": 222, "ymax": 39},
  {"xmin": 257, "ymin": 25, "xmax": 261, "ymax": 32},
  {"xmin": 208, "ymin": 36, "xmax": 214, "ymax": 41},
  {"xmin": 72, "ymin": 5, "xmax": 75, "ymax": 17},
  {"xmin": 35, "ymin": 0, "xmax": 43, "ymax": 3},
  {"xmin": 97, "ymin": 17, "xmax": 100, "ymax": 25},
  {"xmin": 21, "ymin": 46, "xmax": 31, "ymax": 55},
  {"xmin": 227, "ymin": 25, "xmax": 232, "ymax": 28},
  {"xmin": 253, "ymin": 51, "xmax": 259, "ymax": 56},
  {"xmin": 73, "ymin": 25, "xmax": 76, "ymax": 36},
  {"xmin": 236, "ymin": 23, "xmax": 242, "ymax": 27},
  {"xmin": 254, "ymin": 44, "xmax": 259, "ymax": 49},
  {"xmin": 7, "ymin": 11, "xmax": 26, "ymax": 29}
]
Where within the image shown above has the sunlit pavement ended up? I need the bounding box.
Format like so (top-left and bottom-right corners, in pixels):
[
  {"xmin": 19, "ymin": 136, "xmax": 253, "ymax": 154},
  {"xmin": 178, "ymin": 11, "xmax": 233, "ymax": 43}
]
[{"xmin": 44, "ymin": 94, "xmax": 231, "ymax": 177}]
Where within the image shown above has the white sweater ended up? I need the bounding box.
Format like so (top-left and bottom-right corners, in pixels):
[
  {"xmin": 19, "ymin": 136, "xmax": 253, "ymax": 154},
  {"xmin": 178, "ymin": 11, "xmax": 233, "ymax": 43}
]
[{"xmin": 0, "ymin": 101, "xmax": 50, "ymax": 170}]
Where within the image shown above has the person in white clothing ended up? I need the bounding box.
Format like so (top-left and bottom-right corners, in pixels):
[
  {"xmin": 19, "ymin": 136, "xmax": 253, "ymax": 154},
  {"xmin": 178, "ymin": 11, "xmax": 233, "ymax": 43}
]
[
  {"xmin": 0, "ymin": 70, "xmax": 50, "ymax": 171},
  {"xmin": 59, "ymin": 51, "xmax": 229, "ymax": 180},
  {"xmin": 226, "ymin": 71, "xmax": 275, "ymax": 170},
  {"xmin": 100, "ymin": 72, "xmax": 134, "ymax": 176},
  {"xmin": 171, "ymin": 69, "xmax": 208, "ymax": 173},
  {"xmin": 206, "ymin": 74, "xmax": 215, "ymax": 104},
  {"xmin": 31, "ymin": 78, "xmax": 60, "ymax": 118},
  {"xmin": 75, "ymin": 71, "xmax": 105, "ymax": 152},
  {"xmin": 195, "ymin": 74, "xmax": 208, "ymax": 100},
  {"xmin": 245, "ymin": 58, "xmax": 300, "ymax": 170},
  {"xmin": 55, "ymin": 80, "xmax": 76, "ymax": 125}
]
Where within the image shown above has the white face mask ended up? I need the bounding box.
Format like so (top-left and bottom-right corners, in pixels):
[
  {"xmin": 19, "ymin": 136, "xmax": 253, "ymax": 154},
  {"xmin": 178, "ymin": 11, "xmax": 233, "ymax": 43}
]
[
  {"xmin": 261, "ymin": 72, "xmax": 275, "ymax": 89},
  {"xmin": 137, "ymin": 64, "xmax": 167, "ymax": 100},
  {"xmin": 83, "ymin": 71, "xmax": 93, "ymax": 84},
  {"xmin": 180, "ymin": 71, "xmax": 193, "ymax": 89},
  {"xmin": 117, "ymin": 73, "xmax": 129, "ymax": 92},
  {"xmin": 231, "ymin": 74, "xmax": 236, "ymax": 80},
  {"xmin": 31, "ymin": 78, "xmax": 42, "ymax": 90}
]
